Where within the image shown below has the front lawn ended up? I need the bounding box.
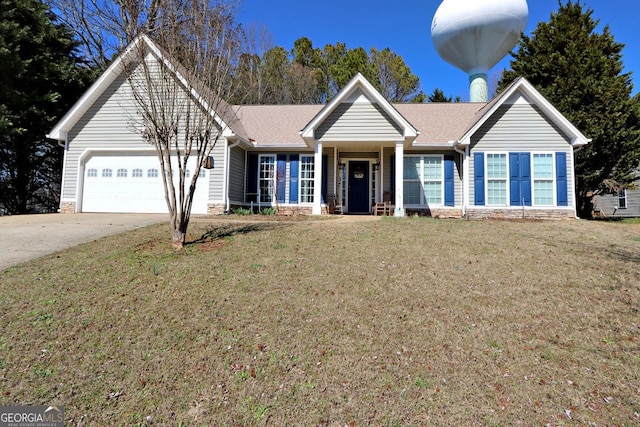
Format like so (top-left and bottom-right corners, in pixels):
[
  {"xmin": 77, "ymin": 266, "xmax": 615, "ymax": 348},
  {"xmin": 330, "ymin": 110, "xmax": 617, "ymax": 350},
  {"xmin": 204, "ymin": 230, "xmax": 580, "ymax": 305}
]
[{"xmin": 1, "ymin": 218, "xmax": 639, "ymax": 426}]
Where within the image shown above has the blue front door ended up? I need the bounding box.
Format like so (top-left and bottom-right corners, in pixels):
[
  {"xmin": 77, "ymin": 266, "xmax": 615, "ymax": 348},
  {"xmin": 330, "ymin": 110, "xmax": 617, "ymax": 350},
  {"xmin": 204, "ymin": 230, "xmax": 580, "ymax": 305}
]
[{"xmin": 348, "ymin": 161, "xmax": 370, "ymax": 213}]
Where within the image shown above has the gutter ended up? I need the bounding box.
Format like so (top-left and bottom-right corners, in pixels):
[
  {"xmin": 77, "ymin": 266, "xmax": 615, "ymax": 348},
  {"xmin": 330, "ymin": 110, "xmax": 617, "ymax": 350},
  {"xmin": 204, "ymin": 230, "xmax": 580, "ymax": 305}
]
[
  {"xmin": 46, "ymin": 130, "xmax": 67, "ymax": 148},
  {"xmin": 411, "ymin": 141, "xmax": 456, "ymax": 149}
]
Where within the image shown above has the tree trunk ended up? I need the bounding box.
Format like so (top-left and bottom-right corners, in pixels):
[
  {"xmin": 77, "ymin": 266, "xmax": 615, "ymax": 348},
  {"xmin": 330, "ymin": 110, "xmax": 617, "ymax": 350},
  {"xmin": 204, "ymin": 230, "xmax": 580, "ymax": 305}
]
[
  {"xmin": 576, "ymin": 188, "xmax": 593, "ymax": 219},
  {"xmin": 172, "ymin": 227, "xmax": 186, "ymax": 250}
]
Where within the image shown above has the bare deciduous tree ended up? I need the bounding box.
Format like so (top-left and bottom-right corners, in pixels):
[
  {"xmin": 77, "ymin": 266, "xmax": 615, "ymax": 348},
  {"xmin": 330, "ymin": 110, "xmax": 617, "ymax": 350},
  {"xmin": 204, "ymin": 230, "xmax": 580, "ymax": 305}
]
[
  {"xmin": 56, "ymin": 0, "xmax": 242, "ymax": 248},
  {"xmin": 48, "ymin": 0, "xmax": 163, "ymax": 68},
  {"xmin": 123, "ymin": 2, "xmax": 241, "ymax": 248}
]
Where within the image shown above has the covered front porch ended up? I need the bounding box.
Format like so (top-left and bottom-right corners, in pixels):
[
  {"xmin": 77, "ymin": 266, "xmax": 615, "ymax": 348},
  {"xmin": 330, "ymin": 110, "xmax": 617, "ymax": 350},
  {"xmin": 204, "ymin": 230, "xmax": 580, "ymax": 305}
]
[
  {"xmin": 298, "ymin": 74, "xmax": 421, "ymax": 216},
  {"xmin": 236, "ymin": 73, "xmax": 462, "ymax": 217},
  {"xmin": 311, "ymin": 144, "xmax": 407, "ymax": 216}
]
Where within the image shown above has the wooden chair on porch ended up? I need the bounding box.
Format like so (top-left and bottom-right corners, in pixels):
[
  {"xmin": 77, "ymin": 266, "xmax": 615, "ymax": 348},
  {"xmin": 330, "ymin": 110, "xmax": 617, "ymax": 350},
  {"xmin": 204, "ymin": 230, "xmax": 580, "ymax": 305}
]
[
  {"xmin": 372, "ymin": 191, "xmax": 393, "ymax": 216},
  {"xmin": 326, "ymin": 194, "xmax": 343, "ymax": 214}
]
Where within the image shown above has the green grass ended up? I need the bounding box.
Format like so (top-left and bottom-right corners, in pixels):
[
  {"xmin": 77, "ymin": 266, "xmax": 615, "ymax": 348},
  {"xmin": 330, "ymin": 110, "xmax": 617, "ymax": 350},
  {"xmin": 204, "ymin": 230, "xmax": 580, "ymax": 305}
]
[
  {"xmin": 621, "ymin": 217, "xmax": 640, "ymax": 224},
  {"xmin": 1, "ymin": 217, "xmax": 639, "ymax": 426}
]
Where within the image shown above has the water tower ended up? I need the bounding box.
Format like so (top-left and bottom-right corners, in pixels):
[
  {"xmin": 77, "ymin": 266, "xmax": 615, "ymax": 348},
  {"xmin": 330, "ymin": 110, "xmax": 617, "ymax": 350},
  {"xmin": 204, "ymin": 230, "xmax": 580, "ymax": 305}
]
[{"xmin": 431, "ymin": 0, "xmax": 528, "ymax": 102}]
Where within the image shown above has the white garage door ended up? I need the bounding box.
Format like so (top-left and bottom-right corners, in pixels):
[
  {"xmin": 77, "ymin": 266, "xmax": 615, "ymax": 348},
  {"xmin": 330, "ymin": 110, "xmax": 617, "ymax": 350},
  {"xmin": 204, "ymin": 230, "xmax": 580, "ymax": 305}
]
[{"xmin": 82, "ymin": 154, "xmax": 209, "ymax": 214}]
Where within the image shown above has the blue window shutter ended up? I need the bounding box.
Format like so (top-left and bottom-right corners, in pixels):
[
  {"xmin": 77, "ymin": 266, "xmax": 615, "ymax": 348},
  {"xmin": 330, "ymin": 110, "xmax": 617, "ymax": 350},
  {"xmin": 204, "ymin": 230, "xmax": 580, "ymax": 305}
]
[
  {"xmin": 509, "ymin": 152, "xmax": 521, "ymax": 206},
  {"xmin": 390, "ymin": 155, "xmax": 395, "ymax": 199},
  {"xmin": 520, "ymin": 153, "xmax": 532, "ymax": 206},
  {"xmin": 556, "ymin": 152, "xmax": 568, "ymax": 206},
  {"xmin": 509, "ymin": 152, "xmax": 532, "ymax": 206},
  {"xmin": 444, "ymin": 155, "xmax": 455, "ymax": 206},
  {"xmin": 289, "ymin": 154, "xmax": 299, "ymax": 203},
  {"xmin": 474, "ymin": 152, "xmax": 485, "ymax": 206},
  {"xmin": 247, "ymin": 153, "xmax": 258, "ymax": 196},
  {"xmin": 276, "ymin": 154, "xmax": 286, "ymax": 203},
  {"xmin": 322, "ymin": 155, "xmax": 328, "ymax": 201}
]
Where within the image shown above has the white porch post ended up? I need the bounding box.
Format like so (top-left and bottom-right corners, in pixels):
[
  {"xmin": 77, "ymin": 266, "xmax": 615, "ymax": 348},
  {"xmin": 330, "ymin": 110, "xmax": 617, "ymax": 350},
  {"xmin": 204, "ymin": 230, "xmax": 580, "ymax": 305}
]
[
  {"xmin": 312, "ymin": 141, "xmax": 323, "ymax": 215},
  {"xmin": 394, "ymin": 142, "xmax": 405, "ymax": 217}
]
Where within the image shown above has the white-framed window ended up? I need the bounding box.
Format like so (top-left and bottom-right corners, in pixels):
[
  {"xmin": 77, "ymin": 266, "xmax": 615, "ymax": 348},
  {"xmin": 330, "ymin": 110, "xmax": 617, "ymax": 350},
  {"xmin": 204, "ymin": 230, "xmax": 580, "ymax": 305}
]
[
  {"xmin": 117, "ymin": 168, "xmax": 127, "ymax": 178},
  {"xmin": 618, "ymin": 189, "xmax": 627, "ymax": 209},
  {"xmin": 87, "ymin": 168, "xmax": 98, "ymax": 178},
  {"xmin": 403, "ymin": 155, "xmax": 443, "ymax": 206},
  {"xmin": 185, "ymin": 169, "xmax": 191, "ymax": 178},
  {"xmin": 300, "ymin": 155, "xmax": 315, "ymax": 203},
  {"xmin": 132, "ymin": 168, "xmax": 143, "ymax": 178},
  {"xmin": 259, "ymin": 155, "xmax": 276, "ymax": 203},
  {"xmin": 403, "ymin": 157, "xmax": 421, "ymax": 205},
  {"xmin": 147, "ymin": 168, "xmax": 158, "ymax": 178},
  {"xmin": 533, "ymin": 153, "xmax": 554, "ymax": 206},
  {"xmin": 198, "ymin": 169, "xmax": 206, "ymax": 178},
  {"xmin": 486, "ymin": 153, "xmax": 507, "ymax": 205},
  {"xmin": 423, "ymin": 157, "xmax": 443, "ymax": 205},
  {"xmin": 102, "ymin": 168, "xmax": 112, "ymax": 178}
]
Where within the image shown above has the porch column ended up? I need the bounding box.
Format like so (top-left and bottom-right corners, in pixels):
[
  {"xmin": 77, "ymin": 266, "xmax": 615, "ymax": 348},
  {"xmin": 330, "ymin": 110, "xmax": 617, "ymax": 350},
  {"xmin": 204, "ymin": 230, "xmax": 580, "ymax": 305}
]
[
  {"xmin": 312, "ymin": 141, "xmax": 323, "ymax": 215},
  {"xmin": 394, "ymin": 142, "xmax": 405, "ymax": 217}
]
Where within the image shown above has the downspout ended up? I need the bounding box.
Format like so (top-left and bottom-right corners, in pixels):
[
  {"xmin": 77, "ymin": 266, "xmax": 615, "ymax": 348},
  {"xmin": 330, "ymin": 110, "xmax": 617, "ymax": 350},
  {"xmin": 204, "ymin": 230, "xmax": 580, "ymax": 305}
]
[
  {"xmin": 453, "ymin": 141, "xmax": 466, "ymax": 217},
  {"xmin": 225, "ymin": 137, "xmax": 241, "ymax": 213}
]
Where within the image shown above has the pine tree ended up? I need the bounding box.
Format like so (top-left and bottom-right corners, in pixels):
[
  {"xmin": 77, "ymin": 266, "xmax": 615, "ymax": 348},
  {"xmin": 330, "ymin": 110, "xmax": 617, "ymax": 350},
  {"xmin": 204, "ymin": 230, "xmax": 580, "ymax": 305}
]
[
  {"xmin": 0, "ymin": 0, "xmax": 91, "ymax": 214},
  {"xmin": 499, "ymin": 1, "xmax": 640, "ymax": 217},
  {"xmin": 427, "ymin": 88, "xmax": 460, "ymax": 103}
]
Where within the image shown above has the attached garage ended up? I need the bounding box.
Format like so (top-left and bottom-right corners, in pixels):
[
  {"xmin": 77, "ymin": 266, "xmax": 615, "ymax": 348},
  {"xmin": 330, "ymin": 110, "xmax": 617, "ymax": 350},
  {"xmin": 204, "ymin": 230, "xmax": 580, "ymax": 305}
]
[{"xmin": 80, "ymin": 153, "xmax": 209, "ymax": 214}]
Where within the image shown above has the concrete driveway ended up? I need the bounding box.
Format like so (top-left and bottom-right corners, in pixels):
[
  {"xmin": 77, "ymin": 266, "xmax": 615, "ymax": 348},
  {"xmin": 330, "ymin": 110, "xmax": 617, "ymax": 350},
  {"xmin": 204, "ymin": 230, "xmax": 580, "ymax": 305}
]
[{"xmin": 0, "ymin": 213, "xmax": 166, "ymax": 271}]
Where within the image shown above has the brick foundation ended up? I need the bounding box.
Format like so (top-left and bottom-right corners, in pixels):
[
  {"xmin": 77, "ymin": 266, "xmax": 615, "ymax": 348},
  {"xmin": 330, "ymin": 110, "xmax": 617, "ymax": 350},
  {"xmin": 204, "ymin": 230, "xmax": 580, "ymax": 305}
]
[
  {"xmin": 465, "ymin": 208, "xmax": 576, "ymax": 220},
  {"xmin": 207, "ymin": 204, "xmax": 227, "ymax": 215},
  {"xmin": 59, "ymin": 201, "xmax": 76, "ymax": 214},
  {"xmin": 405, "ymin": 208, "xmax": 463, "ymax": 219},
  {"xmin": 277, "ymin": 206, "xmax": 313, "ymax": 216}
]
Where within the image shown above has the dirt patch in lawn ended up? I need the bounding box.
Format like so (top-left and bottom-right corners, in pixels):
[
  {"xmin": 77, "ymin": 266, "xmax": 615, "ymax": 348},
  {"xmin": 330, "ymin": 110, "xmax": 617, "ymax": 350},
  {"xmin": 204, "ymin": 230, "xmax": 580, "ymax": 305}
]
[{"xmin": 0, "ymin": 218, "xmax": 639, "ymax": 426}]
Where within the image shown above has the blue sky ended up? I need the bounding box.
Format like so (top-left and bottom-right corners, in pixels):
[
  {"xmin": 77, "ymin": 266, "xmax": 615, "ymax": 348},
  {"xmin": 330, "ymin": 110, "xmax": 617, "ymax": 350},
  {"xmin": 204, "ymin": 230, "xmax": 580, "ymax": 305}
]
[{"xmin": 238, "ymin": 0, "xmax": 639, "ymax": 100}]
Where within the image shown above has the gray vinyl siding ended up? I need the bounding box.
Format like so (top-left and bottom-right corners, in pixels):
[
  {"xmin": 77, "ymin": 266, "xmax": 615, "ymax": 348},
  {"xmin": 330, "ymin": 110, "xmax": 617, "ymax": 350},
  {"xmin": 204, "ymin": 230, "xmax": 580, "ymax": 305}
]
[
  {"xmin": 228, "ymin": 146, "xmax": 245, "ymax": 203},
  {"xmin": 470, "ymin": 104, "xmax": 572, "ymax": 151},
  {"xmin": 62, "ymin": 71, "xmax": 149, "ymax": 200},
  {"xmin": 383, "ymin": 147, "xmax": 394, "ymax": 196},
  {"xmin": 207, "ymin": 140, "xmax": 226, "ymax": 201},
  {"xmin": 469, "ymin": 103, "xmax": 575, "ymax": 207},
  {"xmin": 62, "ymin": 60, "xmax": 224, "ymax": 203},
  {"xmin": 316, "ymin": 102, "xmax": 403, "ymax": 142},
  {"xmin": 324, "ymin": 149, "xmax": 335, "ymax": 197},
  {"xmin": 593, "ymin": 174, "xmax": 640, "ymax": 217}
]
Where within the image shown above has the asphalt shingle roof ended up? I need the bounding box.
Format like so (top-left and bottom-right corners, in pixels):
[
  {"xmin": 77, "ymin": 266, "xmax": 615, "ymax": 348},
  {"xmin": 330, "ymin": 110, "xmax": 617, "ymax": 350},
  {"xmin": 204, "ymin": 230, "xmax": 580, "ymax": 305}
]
[
  {"xmin": 232, "ymin": 102, "xmax": 488, "ymax": 146},
  {"xmin": 395, "ymin": 103, "xmax": 485, "ymax": 143},
  {"xmin": 234, "ymin": 105, "xmax": 323, "ymax": 145}
]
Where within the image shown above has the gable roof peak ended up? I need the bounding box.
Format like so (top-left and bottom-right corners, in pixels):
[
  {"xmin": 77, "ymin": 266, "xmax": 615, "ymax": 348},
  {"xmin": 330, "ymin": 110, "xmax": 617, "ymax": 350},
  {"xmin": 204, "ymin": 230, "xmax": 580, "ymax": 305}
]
[
  {"xmin": 299, "ymin": 73, "xmax": 418, "ymax": 143},
  {"xmin": 48, "ymin": 34, "xmax": 241, "ymax": 142},
  {"xmin": 457, "ymin": 76, "xmax": 590, "ymax": 147}
]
